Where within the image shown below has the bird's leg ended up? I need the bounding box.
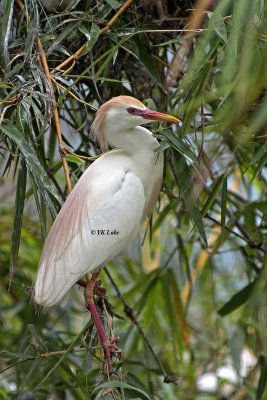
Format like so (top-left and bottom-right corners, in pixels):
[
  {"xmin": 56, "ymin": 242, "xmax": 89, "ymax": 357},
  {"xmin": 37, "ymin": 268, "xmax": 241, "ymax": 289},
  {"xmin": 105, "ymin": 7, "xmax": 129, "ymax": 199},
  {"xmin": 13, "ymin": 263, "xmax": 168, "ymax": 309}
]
[{"xmin": 83, "ymin": 271, "xmax": 120, "ymax": 374}]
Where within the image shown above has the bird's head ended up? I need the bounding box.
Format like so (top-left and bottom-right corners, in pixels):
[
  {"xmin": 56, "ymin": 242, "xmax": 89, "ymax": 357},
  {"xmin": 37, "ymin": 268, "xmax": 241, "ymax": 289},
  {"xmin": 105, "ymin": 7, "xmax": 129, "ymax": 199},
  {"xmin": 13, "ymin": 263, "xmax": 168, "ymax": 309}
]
[{"xmin": 91, "ymin": 95, "xmax": 180, "ymax": 151}]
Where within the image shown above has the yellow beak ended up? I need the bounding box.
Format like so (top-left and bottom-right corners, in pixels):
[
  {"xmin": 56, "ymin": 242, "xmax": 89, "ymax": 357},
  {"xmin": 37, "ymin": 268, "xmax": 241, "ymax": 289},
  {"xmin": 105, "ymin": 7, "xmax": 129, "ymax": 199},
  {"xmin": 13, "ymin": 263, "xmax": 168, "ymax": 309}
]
[{"xmin": 140, "ymin": 109, "xmax": 181, "ymax": 124}]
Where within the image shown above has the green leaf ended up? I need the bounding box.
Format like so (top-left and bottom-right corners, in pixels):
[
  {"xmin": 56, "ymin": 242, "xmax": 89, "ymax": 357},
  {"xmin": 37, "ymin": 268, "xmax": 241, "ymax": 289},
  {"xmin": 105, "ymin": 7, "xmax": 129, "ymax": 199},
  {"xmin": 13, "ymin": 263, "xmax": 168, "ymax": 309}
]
[
  {"xmin": 251, "ymin": 151, "xmax": 267, "ymax": 182},
  {"xmin": 0, "ymin": 82, "xmax": 13, "ymax": 88},
  {"xmin": 167, "ymin": 269, "xmax": 191, "ymax": 348},
  {"xmin": 34, "ymin": 320, "xmax": 91, "ymax": 389},
  {"xmin": 93, "ymin": 381, "xmax": 151, "ymax": 399},
  {"xmin": 154, "ymin": 140, "xmax": 171, "ymax": 153},
  {"xmin": 79, "ymin": 23, "xmax": 100, "ymax": 57},
  {"xmin": 221, "ymin": 175, "xmax": 227, "ymax": 239},
  {"xmin": 207, "ymin": 11, "xmax": 228, "ymax": 43},
  {"xmin": 170, "ymin": 152, "xmax": 207, "ymax": 246},
  {"xmin": 218, "ymin": 279, "xmax": 257, "ymax": 317},
  {"xmin": 10, "ymin": 157, "xmax": 27, "ymax": 284},
  {"xmin": 0, "ymin": 0, "xmax": 14, "ymax": 66},
  {"xmin": 130, "ymin": 36, "xmax": 162, "ymax": 85},
  {"xmin": 163, "ymin": 130, "xmax": 197, "ymax": 162},
  {"xmin": 105, "ymin": 0, "xmax": 121, "ymax": 9},
  {"xmin": 125, "ymin": 372, "xmax": 154, "ymax": 400},
  {"xmin": 0, "ymin": 120, "xmax": 60, "ymax": 219},
  {"xmin": 154, "ymin": 37, "xmax": 181, "ymax": 47},
  {"xmin": 257, "ymin": 355, "xmax": 267, "ymax": 400},
  {"xmin": 47, "ymin": 22, "xmax": 78, "ymax": 56},
  {"xmin": 65, "ymin": 153, "xmax": 84, "ymax": 165},
  {"xmin": 244, "ymin": 141, "xmax": 267, "ymax": 174},
  {"xmin": 201, "ymin": 174, "xmax": 225, "ymax": 216},
  {"xmin": 187, "ymin": 200, "xmax": 208, "ymax": 247}
]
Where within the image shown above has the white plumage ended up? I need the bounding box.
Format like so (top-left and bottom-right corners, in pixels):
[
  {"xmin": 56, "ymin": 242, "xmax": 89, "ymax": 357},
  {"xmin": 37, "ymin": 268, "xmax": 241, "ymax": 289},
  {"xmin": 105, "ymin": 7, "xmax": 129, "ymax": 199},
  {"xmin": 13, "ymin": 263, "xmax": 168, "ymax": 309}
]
[{"xmin": 34, "ymin": 96, "xmax": 179, "ymax": 307}]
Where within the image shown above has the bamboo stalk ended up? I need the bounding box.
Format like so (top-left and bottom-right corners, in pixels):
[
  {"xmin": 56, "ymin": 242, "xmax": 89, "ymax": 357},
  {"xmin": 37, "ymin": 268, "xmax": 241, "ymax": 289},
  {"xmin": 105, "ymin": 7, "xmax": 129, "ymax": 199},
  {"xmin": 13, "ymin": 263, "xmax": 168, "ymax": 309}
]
[
  {"xmin": 37, "ymin": 38, "xmax": 72, "ymax": 194},
  {"xmin": 50, "ymin": 0, "xmax": 134, "ymax": 74}
]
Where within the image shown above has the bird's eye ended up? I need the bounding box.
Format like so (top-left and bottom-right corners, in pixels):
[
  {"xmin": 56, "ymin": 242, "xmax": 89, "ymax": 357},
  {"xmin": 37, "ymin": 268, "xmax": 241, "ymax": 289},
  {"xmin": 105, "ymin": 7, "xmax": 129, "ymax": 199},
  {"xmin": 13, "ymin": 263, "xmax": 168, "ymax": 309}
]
[{"xmin": 127, "ymin": 107, "xmax": 136, "ymax": 115}]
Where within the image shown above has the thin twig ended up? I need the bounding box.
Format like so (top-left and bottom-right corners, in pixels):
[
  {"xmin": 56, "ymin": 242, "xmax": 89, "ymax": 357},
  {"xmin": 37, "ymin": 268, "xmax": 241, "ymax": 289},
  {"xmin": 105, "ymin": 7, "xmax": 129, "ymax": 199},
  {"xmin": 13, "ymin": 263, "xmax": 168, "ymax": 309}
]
[
  {"xmin": 51, "ymin": 0, "xmax": 134, "ymax": 74},
  {"xmin": 104, "ymin": 267, "xmax": 177, "ymax": 384},
  {"xmin": 37, "ymin": 38, "xmax": 72, "ymax": 194},
  {"xmin": 205, "ymin": 214, "xmax": 266, "ymax": 253}
]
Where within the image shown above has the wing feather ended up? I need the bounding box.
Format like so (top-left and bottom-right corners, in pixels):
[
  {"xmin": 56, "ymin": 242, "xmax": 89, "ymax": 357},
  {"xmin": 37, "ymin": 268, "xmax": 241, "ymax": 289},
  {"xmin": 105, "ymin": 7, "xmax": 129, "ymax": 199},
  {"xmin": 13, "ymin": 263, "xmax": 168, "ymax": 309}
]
[{"xmin": 34, "ymin": 156, "xmax": 145, "ymax": 307}]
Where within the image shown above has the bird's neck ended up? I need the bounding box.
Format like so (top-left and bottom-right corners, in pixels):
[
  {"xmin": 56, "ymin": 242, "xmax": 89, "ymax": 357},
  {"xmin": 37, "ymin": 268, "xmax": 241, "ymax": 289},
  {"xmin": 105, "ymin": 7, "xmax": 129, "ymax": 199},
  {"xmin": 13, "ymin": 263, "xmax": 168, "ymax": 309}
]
[{"xmin": 107, "ymin": 126, "xmax": 159, "ymax": 155}]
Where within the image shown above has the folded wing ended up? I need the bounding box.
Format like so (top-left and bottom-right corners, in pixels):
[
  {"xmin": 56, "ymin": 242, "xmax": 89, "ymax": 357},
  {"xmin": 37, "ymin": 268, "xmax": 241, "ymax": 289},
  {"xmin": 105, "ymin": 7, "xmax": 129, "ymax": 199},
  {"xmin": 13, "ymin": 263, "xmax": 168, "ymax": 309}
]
[{"xmin": 34, "ymin": 160, "xmax": 145, "ymax": 307}]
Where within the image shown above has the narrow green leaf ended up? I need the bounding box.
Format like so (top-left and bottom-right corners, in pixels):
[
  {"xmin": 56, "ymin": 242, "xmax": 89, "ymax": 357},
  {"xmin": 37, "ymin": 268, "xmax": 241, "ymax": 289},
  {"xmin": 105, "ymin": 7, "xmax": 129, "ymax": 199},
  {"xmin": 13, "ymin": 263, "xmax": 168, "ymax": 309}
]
[
  {"xmin": 93, "ymin": 381, "xmax": 151, "ymax": 399},
  {"xmin": 77, "ymin": 23, "xmax": 91, "ymax": 41},
  {"xmin": 167, "ymin": 269, "xmax": 191, "ymax": 348},
  {"xmin": 251, "ymin": 151, "xmax": 267, "ymax": 182},
  {"xmin": 163, "ymin": 130, "xmax": 197, "ymax": 162},
  {"xmin": 154, "ymin": 37, "xmax": 181, "ymax": 46},
  {"xmin": 221, "ymin": 175, "xmax": 227, "ymax": 239},
  {"xmin": 34, "ymin": 320, "xmax": 91, "ymax": 389},
  {"xmin": 131, "ymin": 36, "xmax": 162, "ymax": 85},
  {"xmin": 154, "ymin": 140, "xmax": 171, "ymax": 153},
  {"xmin": 161, "ymin": 274, "xmax": 184, "ymax": 353},
  {"xmin": 10, "ymin": 157, "xmax": 27, "ymax": 284},
  {"xmin": 0, "ymin": 0, "xmax": 14, "ymax": 66},
  {"xmin": 257, "ymin": 355, "xmax": 267, "ymax": 400},
  {"xmin": 28, "ymin": 171, "xmax": 45, "ymax": 240},
  {"xmin": 201, "ymin": 174, "xmax": 225, "ymax": 216},
  {"xmin": 65, "ymin": 153, "xmax": 84, "ymax": 165},
  {"xmin": 0, "ymin": 351, "xmax": 36, "ymax": 361},
  {"xmin": 0, "ymin": 82, "xmax": 13, "ymax": 88},
  {"xmin": 244, "ymin": 141, "xmax": 267, "ymax": 173},
  {"xmin": 207, "ymin": 11, "xmax": 228, "ymax": 43},
  {"xmin": 0, "ymin": 120, "xmax": 60, "ymax": 219},
  {"xmin": 80, "ymin": 23, "xmax": 100, "ymax": 57},
  {"xmin": 47, "ymin": 22, "xmax": 78, "ymax": 56},
  {"xmin": 125, "ymin": 372, "xmax": 154, "ymax": 400},
  {"xmin": 218, "ymin": 279, "xmax": 257, "ymax": 317},
  {"xmin": 105, "ymin": 0, "xmax": 121, "ymax": 9},
  {"xmin": 170, "ymin": 152, "xmax": 207, "ymax": 246},
  {"xmin": 187, "ymin": 200, "xmax": 208, "ymax": 247}
]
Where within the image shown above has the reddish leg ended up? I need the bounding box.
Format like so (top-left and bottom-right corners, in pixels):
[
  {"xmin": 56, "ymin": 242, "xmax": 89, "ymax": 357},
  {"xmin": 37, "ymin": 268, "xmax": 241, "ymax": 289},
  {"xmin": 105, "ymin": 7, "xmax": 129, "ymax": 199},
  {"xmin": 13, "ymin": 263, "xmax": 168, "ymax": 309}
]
[{"xmin": 77, "ymin": 271, "xmax": 120, "ymax": 374}]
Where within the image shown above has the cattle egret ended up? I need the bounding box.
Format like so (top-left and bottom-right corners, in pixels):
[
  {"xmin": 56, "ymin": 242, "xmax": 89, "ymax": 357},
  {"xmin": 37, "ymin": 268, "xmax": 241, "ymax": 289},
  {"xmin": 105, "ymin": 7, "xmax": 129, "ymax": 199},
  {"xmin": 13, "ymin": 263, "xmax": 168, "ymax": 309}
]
[{"xmin": 34, "ymin": 95, "xmax": 180, "ymax": 371}]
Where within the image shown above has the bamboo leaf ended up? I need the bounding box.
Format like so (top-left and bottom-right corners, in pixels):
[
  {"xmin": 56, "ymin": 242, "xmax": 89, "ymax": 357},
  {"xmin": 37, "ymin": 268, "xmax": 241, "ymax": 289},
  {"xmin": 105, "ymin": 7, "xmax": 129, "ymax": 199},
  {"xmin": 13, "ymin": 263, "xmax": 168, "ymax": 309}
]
[
  {"xmin": 154, "ymin": 140, "xmax": 171, "ymax": 153},
  {"xmin": 207, "ymin": 11, "xmax": 228, "ymax": 43},
  {"xmin": 79, "ymin": 23, "xmax": 100, "ymax": 57},
  {"xmin": 34, "ymin": 320, "xmax": 91, "ymax": 389},
  {"xmin": 244, "ymin": 141, "xmax": 267, "ymax": 174},
  {"xmin": 167, "ymin": 269, "xmax": 191, "ymax": 348},
  {"xmin": 130, "ymin": 36, "xmax": 162, "ymax": 85},
  {"xmin": 93, "ymin": 381, "xmax": 151, "ymax": 399},
  {"xmin": 257, "ymin": 355, "xmax": 267, "ymax": 400},
  {"xmin": 201, "ymin": 174, "xmax": 225, "ymax": 216},
  {"xmin": 221, "ymin": 175, "xmax": 227, "ymax": 239},
  {"xmin": 0, "ymin": 120, "xmax": 60, "ymax": 219},
  {"xmin": 10, "ymin": 157, "xmax": 27, "ymax": 284},
  {"xmin": 105, "ymin": 0, "xmax": 121, "ymax": 9},
  {"xmin": 163, "ymin": 129, "xmax": 197, "ymax": 162},
  {"xmin": 218, "ymin": 279, "xmax": 257, "ymax": 317},
  {"xmin": 170, "ymin": 151, "xmax": 207, "ymax": 246},
  {"xmin": 0, "ymin": 0, "xmax": 14, "ymax": 66}
]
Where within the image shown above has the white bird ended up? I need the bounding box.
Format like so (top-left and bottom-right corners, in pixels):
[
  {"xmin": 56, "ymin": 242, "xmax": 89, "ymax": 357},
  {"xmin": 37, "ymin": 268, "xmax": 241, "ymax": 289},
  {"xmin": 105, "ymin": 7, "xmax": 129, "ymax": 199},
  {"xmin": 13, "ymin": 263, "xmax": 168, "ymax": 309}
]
[{"xmin": 34, "ymin": 95, "xmax": 179, "ymax": 307}]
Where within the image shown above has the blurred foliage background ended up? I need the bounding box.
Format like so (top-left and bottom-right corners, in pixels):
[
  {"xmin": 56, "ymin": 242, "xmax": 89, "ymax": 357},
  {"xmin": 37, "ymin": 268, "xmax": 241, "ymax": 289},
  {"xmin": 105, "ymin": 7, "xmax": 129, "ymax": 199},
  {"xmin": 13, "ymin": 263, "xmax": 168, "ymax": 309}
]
[{"xmin": 0, "ymin": 0, "xmax": 267, "ymax": 398}]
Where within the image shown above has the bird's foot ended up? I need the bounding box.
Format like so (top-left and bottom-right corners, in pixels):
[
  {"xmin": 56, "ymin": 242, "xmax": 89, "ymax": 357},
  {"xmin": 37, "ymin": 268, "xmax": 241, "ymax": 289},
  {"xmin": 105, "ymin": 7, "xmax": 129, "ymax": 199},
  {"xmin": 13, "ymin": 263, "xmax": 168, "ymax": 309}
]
[
  {"xmin": 76, "ymin": 278, "xmax": 107, "ymax": 299},
  {"xmin": 105, "ymin": 336, "xmax": 121, "ymax": 354},
  {"xmin": 94, "ymin": 280, "xmax": 107, "ymax": 299}
]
